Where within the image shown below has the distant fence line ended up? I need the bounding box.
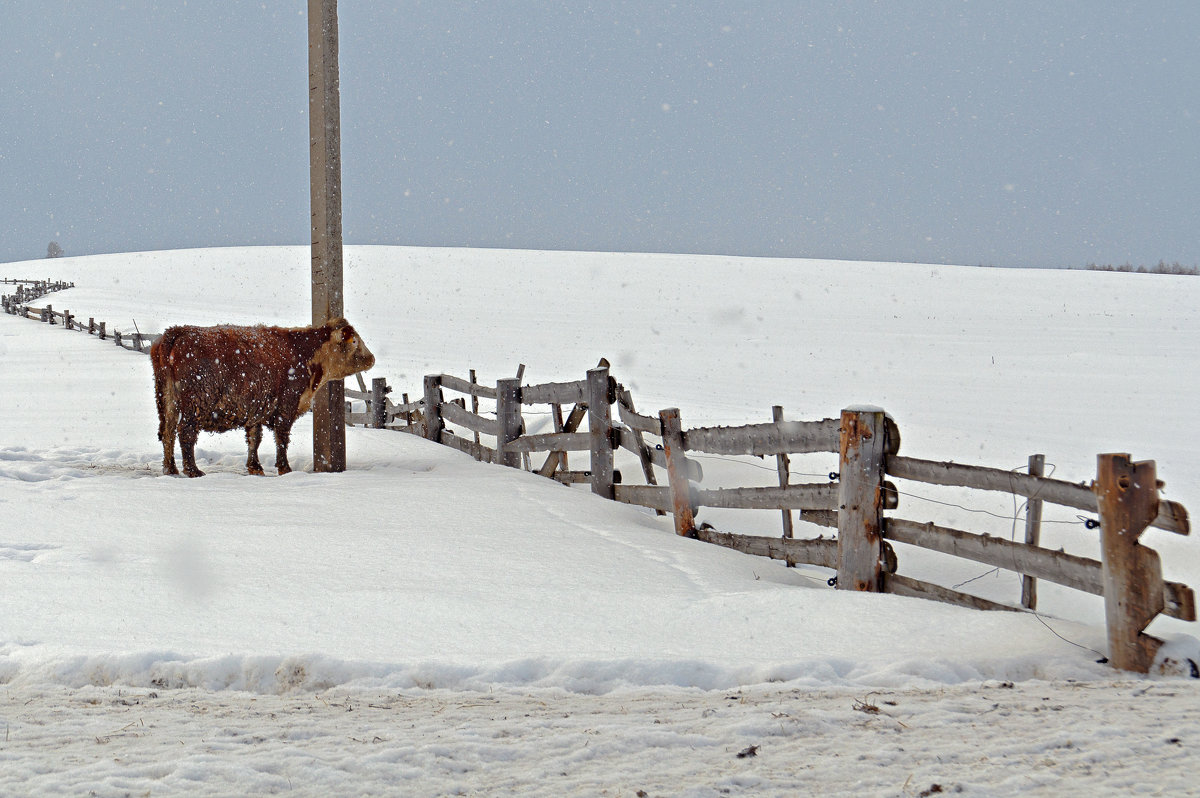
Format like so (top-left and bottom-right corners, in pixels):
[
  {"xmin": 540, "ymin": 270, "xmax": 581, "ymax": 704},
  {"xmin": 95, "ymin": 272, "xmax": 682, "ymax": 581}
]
[
  {"xmin": 4, "ymin": 279, "xmax": 1194, "ymax": 675},
  {"xmin": 2, "ymin": 280, "xmax": 159, "ymax": 353}
]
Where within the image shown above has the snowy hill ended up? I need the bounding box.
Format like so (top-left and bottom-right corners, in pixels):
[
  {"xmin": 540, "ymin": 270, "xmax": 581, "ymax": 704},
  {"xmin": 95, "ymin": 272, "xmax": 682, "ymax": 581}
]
[{"xmin": 2, "ymin": 246, "xmax": 1199, "ymax": 794}]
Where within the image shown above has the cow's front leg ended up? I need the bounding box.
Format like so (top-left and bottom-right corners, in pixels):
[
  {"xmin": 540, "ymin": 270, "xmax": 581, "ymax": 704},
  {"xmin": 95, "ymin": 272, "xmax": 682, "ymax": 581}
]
[
  {"xmin": 179, "ymin": 420, "xmax": 205, "ymax": 478},
  {"xmin": 245, "ymin": 424, "xmax": 265, "ymax": 475},
  {"xmin": 273, "ymin": 423, "xmax": 292, "ymax": 475}
]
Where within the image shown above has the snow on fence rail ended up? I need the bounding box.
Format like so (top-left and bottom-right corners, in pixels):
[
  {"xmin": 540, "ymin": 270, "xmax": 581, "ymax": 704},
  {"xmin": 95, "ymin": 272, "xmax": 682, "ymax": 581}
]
[{"xmin": 4, "ymin": 279, "xmax": 1194, "ymax": 673}]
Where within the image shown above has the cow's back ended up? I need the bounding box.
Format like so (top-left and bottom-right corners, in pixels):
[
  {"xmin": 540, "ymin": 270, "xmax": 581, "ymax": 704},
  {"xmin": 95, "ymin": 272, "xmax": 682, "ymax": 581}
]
[{"xmin": 156, "ymin": 325, "xmax": 312, "ymax": 433}]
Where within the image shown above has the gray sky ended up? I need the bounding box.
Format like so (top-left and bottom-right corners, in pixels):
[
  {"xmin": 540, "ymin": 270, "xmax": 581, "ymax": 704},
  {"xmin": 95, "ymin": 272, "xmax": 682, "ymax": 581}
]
[{"xmin": 2, "ymin": 1, "xmax": 1197, "ymax": 268}]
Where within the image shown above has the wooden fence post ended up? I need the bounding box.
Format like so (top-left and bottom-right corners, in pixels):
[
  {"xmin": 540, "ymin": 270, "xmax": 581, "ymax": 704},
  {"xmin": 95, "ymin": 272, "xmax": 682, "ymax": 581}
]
[
  {"xmin": 1095, "ymin": 453, "xmax": 1166, "ymax": 673},
  {"xmin": 371, "ymin": 377, "xmax": 388, "ymax": 429},
  {"xmin": 587, "ymin": 366, "xmax": 615, "ymax": 498},
  {"xmin": 98, "ymin": 321, "xmax": 106, "ymax": 340},
  {"xmin": 773, "ymin": 406, "xmax": 795, "ymax": 560},
  {"xmin": 1021, "ymin": 453, "xmax": 1045, "ymax": 610},
  {"xmin": 660, "ymin": 407, "xmax": 695, "ymax": 537},
  {"xmin": 469, "ymin": 369, "xmax": 482, "ymax": 458},
  {"xmin": 495, "ymin": 377, "xmax": 523, "ymax": 468},
  {"xmin": 837, "ymin": 408, "xmax": 889, "ymax": 592},
  {"xmin": 422, "ymin": 375, "xmax": 444, "ymax": 442}
]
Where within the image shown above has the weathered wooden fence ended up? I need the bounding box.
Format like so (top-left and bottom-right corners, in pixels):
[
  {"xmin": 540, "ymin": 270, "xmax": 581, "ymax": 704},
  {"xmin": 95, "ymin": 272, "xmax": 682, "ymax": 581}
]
[
  {"xmin": 376, "ymin": 362, "xmax": 1193, "ymax": 674},
  {"xmin": 5, "ymin": 278, "xmax": 1194, "ymax": 673}
]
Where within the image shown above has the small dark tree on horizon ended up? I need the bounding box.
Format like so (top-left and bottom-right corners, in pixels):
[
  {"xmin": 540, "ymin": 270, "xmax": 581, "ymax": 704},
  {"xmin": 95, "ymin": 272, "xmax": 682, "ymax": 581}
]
[{"xmin": 46, "ymin": 241, "xmax": 63, "ymax": 258}]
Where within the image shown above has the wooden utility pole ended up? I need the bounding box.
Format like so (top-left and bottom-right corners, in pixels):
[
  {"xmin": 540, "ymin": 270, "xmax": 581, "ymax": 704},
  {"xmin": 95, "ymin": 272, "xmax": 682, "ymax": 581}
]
[{"xmin": 309, "ymin": 0, "xmax": 346, "ymax": 471}]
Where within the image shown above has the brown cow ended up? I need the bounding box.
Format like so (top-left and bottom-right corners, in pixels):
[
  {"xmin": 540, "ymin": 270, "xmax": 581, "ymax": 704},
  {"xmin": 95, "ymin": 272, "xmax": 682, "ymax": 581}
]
[{"xmin": 150, "ymin": 318, "xmax": 376, "ymax": 477}]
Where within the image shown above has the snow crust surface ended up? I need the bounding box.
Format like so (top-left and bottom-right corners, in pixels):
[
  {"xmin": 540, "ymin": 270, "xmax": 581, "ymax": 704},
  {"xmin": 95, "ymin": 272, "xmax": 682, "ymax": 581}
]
[{"xmin": 2, "ymin": 246, "xmax": 1198, "ymax": 794}]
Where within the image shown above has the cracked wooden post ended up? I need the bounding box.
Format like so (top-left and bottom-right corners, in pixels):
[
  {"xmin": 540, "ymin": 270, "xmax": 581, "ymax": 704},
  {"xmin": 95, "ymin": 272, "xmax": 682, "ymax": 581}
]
[
  {"xmin": 1095, "ymin": 453, "xmax": 1166, "ymax": 673},
  {"xmin": 370, "ymin": 377, "xmax": 388, "ymax": 429},
  {"xmin": 837, "ymin": 407, "xmax": 889, "ymax": 592},
  {"xmin": 496, "ymin": 377, "xmax": 523, "ymax": 469},
  {"xmin": 422, "ymin": 375, "xmax": 444, "ymax": 443},
  {"xmin": 660, "ymin": 407, "xmax": 695, "ymax": 537},
  {"xmin": 587, "ymin": 366, "xmax": 615, "ymax": 499}
]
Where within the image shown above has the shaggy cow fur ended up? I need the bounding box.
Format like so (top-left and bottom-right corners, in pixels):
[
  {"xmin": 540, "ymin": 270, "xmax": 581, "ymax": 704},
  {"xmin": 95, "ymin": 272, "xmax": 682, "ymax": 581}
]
[{"xmin": 151, "ymin": 318, "xmax": 375, "ymax": 477}]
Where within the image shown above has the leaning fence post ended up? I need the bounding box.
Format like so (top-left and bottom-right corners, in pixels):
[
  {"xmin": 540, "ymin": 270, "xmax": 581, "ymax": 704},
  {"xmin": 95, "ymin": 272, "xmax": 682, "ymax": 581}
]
[
  {"xmin": 495, "ymin": 377, "xmax": 523, "ymax": 469},
  {"xmin": 587, "ymin": 366, "xmax": 615, "ymax": 499},
  {"xmin": 371, "ymin": 377, "xmax": 388, "ymax": 429},
  {"xmin": 1095, "ymin": 453, "xmax": 1166, "ymax": 673},
  {"xmin": 659, "ymin": 407, "xmax": 695, "ymax": 537},
  {"xmin": 836, "ymin": 407, "xmax": 890, "ymax": 592},
  {"xmin": 422, "ymin": 375, "xmax": 444, "ymax": 442},
  {"xmin": 773, "ymin": 406, "xmax": 795, "ymax": 558},
  {"xmin": 1021, "ymin": 454, "xmax": 1046, "ymax": 610}
]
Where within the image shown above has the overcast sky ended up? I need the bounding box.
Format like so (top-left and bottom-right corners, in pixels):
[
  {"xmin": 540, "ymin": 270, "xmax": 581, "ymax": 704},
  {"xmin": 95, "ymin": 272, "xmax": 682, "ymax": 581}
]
[{"xmin": 2, "ymin": 1, "xmax": 1197, "ymax": 268}]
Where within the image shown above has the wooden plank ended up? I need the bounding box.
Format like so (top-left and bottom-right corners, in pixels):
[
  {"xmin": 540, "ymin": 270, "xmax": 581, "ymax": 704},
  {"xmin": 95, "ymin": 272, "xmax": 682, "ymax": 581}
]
[
  {"xmin": 553, "ymin": 470, "xmax": 592, "ymax": 485},
  {"xmin": 884, "ymin": 517, "xmax": 1104, "ymax": 596},
  {"xmin": 613, "ymin": 484, "xmax": 673, "ymax": 513},
  {"xmin": 521, "ymin": 379, "xmax": 588, "ymax": 406},
  {"xmin": 799, "ymin": 509, "xmax": 839, "ymax": 529},
  {"xmin": 891, "ymin": 455, "xmax": 1191, "ymax": 535},
  {"xmin": 887, "ymin": 454, "xmax": 1097, "ymax": 510},
  {"xmin": 1165, "ymin": 582, "xmax": 1196, "ymax": 622},
  {"xmin": 883, "ymin": 574, "xmax": 1026, "ymax": 613},
  {"xmin": 537, "ymin": 402, "xmax": 588, "ymax": 478},
  {"xmin": 439, "ymin": 373, "xmax": 498, "ymax": 400},
  {"xmin": 505, "ymin": 431, "xmax": 591, "ymax": 454},
  {"xmin": 617, "ymin": 398, "xmax": 661, "ymax": 436},
  {"xmin": 693, "ymin": 527, "xmax": 838, "ymax": 569},
  {"xmin": 617, "ymin": 426, "xmax": 667, "ymax": 469},
  {"xmin": 683, "ymin": 418, "xmax": 841, "ymax": 456},
  {"xmin": 439, "ymin": 400, "xmax": 498, "ymax": 437},
  {"xmin": 441, "ymin": 430, "xmax": 496, "ymax": 463},
  {"xmin": 693, "ymin": 483, "xmax": 839, "ymax": 511}
]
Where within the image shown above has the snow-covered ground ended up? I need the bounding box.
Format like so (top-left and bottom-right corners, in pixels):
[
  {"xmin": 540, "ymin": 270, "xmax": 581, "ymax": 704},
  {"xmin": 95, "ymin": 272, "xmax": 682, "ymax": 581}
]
[{"xmin": 1, "ymin": 246, "xmax": 1198, "ymax": 795}]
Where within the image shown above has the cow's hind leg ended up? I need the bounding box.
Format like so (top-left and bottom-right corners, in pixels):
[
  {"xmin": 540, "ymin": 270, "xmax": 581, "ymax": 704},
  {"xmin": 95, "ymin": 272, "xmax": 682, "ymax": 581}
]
[
  {"xmin": 161, "ymin": 410, "xmax": 180, "ymax": 476},
  {"xmin": 245, "ymin": 425, "xmax": 266, "ymax": 475},
  {"xmin": 179, "ymin": 419, "xmax": 205, "ymax": 478},
  {"xmin": 158, "ymin": 381, "xmax": 180, "ymax": 475},
  {"xmin": 273, "ymin": 423, "xmax": 293, "ymax": 475}
]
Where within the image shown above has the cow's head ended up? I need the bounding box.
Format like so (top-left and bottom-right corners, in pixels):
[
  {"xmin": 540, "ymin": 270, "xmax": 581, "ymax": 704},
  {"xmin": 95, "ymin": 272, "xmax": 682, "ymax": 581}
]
[{"xmin": 315, "ymin": 318, "xmax": 376, "ymax": 380}]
